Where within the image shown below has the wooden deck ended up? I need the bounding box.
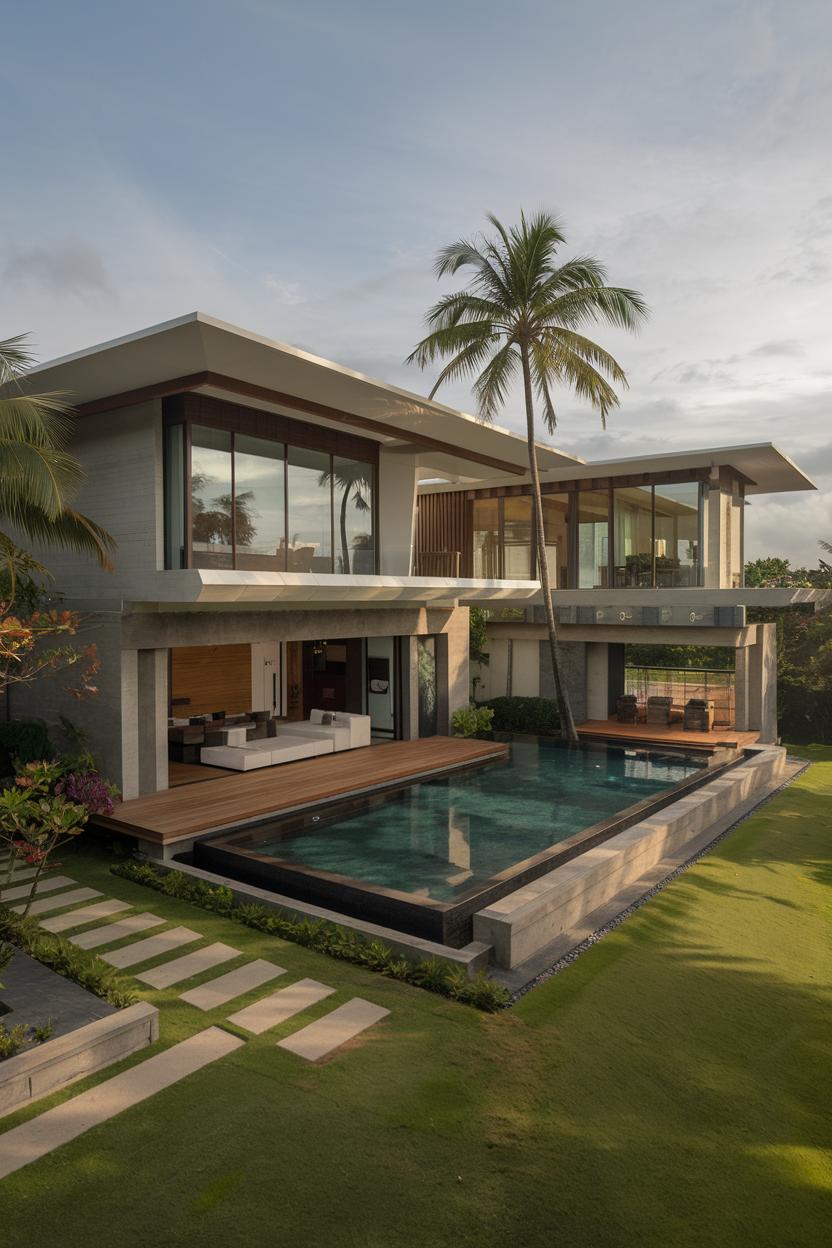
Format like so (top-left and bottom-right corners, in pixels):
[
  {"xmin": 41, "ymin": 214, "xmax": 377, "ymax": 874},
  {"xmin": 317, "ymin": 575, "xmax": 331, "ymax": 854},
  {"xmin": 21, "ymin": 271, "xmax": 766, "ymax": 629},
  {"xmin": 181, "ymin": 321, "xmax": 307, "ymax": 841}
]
[
  {"xmin": 577, "ymin": 719, "xmax": 760, "ymax": 752},
  {"xmin": 98, "ymin": 737, "xmax": 508, "ymax": 847},
  {"xmin": 168, "ymin": 761, "xmax": 236, "ymax": 787}
]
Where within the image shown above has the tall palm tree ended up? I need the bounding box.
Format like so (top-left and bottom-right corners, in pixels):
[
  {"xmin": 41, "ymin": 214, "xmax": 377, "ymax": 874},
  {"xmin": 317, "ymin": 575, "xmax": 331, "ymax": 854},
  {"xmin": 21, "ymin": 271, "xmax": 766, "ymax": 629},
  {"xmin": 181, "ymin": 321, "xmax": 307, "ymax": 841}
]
[
  {"xmin": 407, "ymin": 212, "xmax": 648, "ymax": 744},
  {"xmin": 0, "ymin": 335, "xmax": 115, "ymax": 583}
]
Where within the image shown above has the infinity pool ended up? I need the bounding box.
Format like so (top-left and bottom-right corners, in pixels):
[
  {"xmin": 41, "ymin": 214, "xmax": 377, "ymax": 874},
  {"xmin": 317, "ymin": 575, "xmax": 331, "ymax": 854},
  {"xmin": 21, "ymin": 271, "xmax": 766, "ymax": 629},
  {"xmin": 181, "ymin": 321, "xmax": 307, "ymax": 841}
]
[{"xmin": 196, "ymin": 740, "xmax": 708, "ymax": 942}]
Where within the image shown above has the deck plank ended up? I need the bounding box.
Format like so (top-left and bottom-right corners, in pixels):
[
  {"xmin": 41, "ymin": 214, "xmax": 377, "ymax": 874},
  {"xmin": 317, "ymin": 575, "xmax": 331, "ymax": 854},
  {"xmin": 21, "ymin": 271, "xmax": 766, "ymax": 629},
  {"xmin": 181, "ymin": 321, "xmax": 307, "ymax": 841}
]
[
  {"xmin": 96, "ymin": 737, "xmax": 507, "ymax": 845},
  {"xmin": 576, "ymin": 720, "xmax": 760, "ymax": 751}
]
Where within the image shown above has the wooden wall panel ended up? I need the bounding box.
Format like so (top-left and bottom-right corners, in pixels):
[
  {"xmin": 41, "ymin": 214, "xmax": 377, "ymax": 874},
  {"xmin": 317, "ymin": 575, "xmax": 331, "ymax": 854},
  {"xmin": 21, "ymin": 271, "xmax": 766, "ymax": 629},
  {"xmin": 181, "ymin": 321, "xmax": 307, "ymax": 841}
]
[
  {"xmin": 170, "ymin": 644, "xmax": 252, "ymax": 716},
  {"xmin": 414, "ymin": 492, "xmax": 472, "ymax": 576}
]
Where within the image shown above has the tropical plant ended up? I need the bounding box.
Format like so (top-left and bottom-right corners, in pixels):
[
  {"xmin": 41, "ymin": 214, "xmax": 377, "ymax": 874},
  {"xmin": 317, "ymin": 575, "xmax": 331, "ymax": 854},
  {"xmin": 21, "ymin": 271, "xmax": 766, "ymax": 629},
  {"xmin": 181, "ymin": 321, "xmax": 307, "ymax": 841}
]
[
  {"xmin": 0, "ymin": 335, "xmax": 115, "ymax": 575},
  {"xmin": 0, "ymin": 761, "xmax": 88, "ymax": 901},
  {"xmin": 451, "ymin": 705, "xmax": 495, "ymax": 738},
  {"xmin": 407, "ymin": 212, "xmax": 648, "ymax": 743}
]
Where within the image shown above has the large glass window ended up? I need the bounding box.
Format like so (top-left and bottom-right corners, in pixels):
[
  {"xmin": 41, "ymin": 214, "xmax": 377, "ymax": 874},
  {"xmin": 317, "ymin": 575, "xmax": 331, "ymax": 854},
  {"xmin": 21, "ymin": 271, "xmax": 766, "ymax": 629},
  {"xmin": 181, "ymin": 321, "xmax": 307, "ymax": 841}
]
[
  {"xmin": 541, "ymin": 494, "xmax": 569, "ymax": 587},
  {"xmin": 472, "ymin": 498, "xmax": 500, "ymax": 578},
  {"xmin": 503, "ymin": 496, "xmax": 533, "ymax": 579},
  {"xmin": 191, "ymin": 427, "xmax": 233, "ymax": 568},
  {"xmin": 614, "ymin": 486, "xmax": 653, "ymax": 588},
  {"xmin": 654, "ymin": 482, "xmax": 701, "ymax": 586},
  {"xmin": 287, "ymin": 446, "xmax": 333, "ymax": 572},
  {"xmin": 164, "ymin": 423, "xmax": 185, "ymax": 569},
  {"xmin": 333, "ymin": 457, "xmax": 375, "ymax": 574},
  {"xmin": 233, "ymin": 434, "xmax": 285, "ymax": 571},
  {"xmin": 577, "ymin": 491, "xmax": 609, "ymax": 588}
]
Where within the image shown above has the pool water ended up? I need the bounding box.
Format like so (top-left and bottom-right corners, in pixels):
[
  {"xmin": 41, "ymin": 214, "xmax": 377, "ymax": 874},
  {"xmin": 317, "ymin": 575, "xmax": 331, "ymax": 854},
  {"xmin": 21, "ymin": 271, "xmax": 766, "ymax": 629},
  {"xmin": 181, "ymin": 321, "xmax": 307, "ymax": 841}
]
[{"xmin": 244, "ymin": 740, "xmax": 705, "ymax": 903}]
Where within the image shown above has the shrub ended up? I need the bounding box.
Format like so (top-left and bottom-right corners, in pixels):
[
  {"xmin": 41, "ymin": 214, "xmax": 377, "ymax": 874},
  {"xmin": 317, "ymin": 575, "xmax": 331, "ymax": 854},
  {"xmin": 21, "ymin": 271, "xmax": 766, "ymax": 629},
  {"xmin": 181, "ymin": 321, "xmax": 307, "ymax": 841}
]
[
  {"xmin": 54, "ymin": 770, "xmax": 118, "ymax": 816},
  {"xmin": 0, "ymin": 906, "xmax": 136, "ymax": 1009},
  {"xmin": 0, "ymin": 1021, "xmax": 27, "ymax": 1060},
  {"xmin": 111, "ymin": 861, "xmax": 510, "ymax": 1012},
  {"xmin": 451, "ymin": 705, "xmax": 495, "ymax": 738},
  {"xmin": 479, "ymin": 695, "xmax": 561, "ymax": 737}
]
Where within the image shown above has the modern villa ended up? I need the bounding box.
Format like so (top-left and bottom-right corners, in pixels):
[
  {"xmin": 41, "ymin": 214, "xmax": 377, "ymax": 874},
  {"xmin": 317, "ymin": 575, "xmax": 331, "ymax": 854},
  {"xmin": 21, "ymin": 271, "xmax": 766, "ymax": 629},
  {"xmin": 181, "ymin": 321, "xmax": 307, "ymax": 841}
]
[{"xmin": 12, "ymin": 313, "xmax": 823, "ymax": 972}]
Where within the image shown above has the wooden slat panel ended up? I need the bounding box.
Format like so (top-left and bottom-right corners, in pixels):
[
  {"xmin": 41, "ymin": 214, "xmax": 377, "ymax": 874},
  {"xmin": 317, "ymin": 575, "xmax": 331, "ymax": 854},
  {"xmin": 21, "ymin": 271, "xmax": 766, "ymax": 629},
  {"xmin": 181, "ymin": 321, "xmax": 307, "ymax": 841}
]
[
  {"xmin": 414, "ymin": 492, "xmax": 472, "ymax": 576},
  {"xmin": 97, "ymin": 737, "xmax": 508, "ymax": 844},
  {"xmin": 170, "ymin": 644, "xmax": 252, "ymax": 717}
]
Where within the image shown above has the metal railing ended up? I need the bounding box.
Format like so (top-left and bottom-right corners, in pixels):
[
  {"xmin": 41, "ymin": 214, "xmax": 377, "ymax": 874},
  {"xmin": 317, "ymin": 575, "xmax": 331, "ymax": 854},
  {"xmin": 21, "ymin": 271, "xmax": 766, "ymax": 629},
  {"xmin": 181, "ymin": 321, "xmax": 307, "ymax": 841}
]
[{"xmin": 624, "ymin": 665, "xmax": 735, "ymax": 726}]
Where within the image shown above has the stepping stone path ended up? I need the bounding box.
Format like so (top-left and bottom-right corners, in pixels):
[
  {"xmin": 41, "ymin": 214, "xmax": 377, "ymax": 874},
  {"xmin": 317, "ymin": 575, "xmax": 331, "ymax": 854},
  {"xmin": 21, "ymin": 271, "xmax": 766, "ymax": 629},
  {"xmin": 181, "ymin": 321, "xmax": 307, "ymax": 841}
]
[
  {"xmin": 227, "ymin": 978, "xmax": 335, "ymax": 1035},
  {"xmin": 136, "ymin": 942, "xmax": 240, "ymax": 990},
  {"xmin": 40, "ymin": 899, "xmax": 131, "ymax": 933},
  {"xmin": 12, "ymin": 887, "xmax": 101, "ymax": 916},
  {"xmin": 180, "ymin": 959, "xmax": 286, "ymax": 1011},
  {"xmin": 0, "ymin": 875, "xmax": 77, "ymax": 904},
  {"xmin": 71, "ymin": 912, "xmax": 165, "ymax": 950},
  {"xmin": 278, "ymin": 998, "xmax": 390, "ymax": 1062},
  {"xmin": 0, "ymin": 1027, "xmax": 244, "ymax": 1181},
  {"xmin": 101, "ymin": 926, "xmax": 201, "ymax": 969}
]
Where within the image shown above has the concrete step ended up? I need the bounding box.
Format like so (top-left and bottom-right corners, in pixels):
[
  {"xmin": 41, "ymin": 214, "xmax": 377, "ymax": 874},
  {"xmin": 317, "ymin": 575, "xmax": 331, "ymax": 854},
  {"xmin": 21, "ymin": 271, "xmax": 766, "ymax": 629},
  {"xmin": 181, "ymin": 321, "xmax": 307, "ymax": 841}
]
[
  {"xmin": 136, "ymin": 943, "xmax": 240, "ymax": 990},
  {"xmin": 278, "ymin": 999, "xmax": 390, "ymax": 1061},
  {"xmin": 180, "ymin": 959, "xmax": 286, "ymax": 1011},
  {"xmin": 40, "ymin": 899, "xmax": 131, "ymax": 933},
  {"xmin": 227, "ymin": 979, "xmax": 335, "ymax": 1035}
]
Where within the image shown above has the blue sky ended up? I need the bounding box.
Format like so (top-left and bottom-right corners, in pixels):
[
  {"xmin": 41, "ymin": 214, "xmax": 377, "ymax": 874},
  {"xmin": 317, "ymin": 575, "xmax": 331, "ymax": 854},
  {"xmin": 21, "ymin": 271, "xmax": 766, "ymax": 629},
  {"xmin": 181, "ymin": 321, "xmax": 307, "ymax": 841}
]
[{"xmin": 3, "ymin": 0, "xmax": 831, "ymax": 562}]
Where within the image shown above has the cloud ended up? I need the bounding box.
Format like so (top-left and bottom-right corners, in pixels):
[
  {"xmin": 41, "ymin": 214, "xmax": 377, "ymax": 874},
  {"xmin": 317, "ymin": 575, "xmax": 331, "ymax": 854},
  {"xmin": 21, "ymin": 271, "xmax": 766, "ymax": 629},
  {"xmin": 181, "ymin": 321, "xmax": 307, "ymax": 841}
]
[{"xmin": 3, "ymin": 242, "xmax": 114, "ymax": 297}]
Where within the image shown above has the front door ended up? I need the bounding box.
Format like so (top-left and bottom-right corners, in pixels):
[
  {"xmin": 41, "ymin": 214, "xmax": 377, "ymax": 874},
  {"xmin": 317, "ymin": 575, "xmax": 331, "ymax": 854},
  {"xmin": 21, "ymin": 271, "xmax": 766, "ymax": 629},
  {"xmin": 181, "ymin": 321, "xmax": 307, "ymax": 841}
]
[{"xmin": 366, "ymin": 637, "xmax": 398, "ymax": 738}]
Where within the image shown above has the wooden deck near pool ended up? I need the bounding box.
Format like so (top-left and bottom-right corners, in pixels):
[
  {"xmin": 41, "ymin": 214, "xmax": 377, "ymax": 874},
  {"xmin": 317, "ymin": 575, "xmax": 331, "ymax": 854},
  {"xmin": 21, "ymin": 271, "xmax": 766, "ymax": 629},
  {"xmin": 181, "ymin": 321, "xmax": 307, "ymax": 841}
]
[
  {"xmin": 97, "ymin": 736, "xmax": 508, "ymax": 848},
  {"xmin": 577, "ymin": 719, "xmax": 760, "ymax": 752}
]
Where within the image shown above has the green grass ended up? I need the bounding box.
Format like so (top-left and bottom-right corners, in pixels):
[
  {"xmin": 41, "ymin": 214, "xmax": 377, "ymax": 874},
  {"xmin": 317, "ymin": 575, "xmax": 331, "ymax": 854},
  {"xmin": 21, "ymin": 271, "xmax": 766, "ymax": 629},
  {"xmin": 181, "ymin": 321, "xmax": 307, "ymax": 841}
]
[{"xmin": 1, "ymin": 748, "xmax": 830, "ymax": 1247}]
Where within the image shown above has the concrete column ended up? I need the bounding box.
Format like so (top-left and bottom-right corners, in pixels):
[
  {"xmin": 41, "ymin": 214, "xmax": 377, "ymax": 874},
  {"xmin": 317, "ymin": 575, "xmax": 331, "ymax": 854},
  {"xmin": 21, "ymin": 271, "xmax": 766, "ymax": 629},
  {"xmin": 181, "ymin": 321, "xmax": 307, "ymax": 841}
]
[
  {"xmin": 734, "ymin": 645, "xmax": 751, "ymax": 731},
  {"xmin": 401, "ymin": 637, "xmax": 419, "ymax": 740},
  {"xmin": 378, "ymin": 449, "xmax": 418, "ymax": 575},
  {"xmin": 748, "ymin": 622, "xmax": 778, "ymax": 742},
  {"xmin": 586, "ymin": 642, "xmax": 609, "ymax": 720},
  {"xmin": 120, "ymin": 650, "xmax": 140, "ymax": 801},
  {"xmin": 137, "ymin": 648, "xmax": 169, "ymax": 795}
]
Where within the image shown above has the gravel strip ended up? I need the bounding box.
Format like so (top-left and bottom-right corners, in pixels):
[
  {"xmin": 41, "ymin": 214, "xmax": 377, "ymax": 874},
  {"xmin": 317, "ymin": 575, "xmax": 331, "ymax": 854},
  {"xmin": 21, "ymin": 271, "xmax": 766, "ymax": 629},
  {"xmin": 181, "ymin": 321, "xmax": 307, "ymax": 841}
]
[{"xmin": 508, "ymin": 757, "xmax": 811, "ymax": 1004}]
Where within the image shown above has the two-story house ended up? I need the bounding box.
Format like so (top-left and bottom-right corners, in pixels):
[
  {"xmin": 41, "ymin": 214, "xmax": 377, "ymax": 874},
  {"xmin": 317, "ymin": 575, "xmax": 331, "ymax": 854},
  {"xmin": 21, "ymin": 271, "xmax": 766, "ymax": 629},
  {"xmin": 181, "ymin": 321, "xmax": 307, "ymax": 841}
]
[{"xmin": 12, "ymin": 313, "xmax": 820, "ymax": 804}]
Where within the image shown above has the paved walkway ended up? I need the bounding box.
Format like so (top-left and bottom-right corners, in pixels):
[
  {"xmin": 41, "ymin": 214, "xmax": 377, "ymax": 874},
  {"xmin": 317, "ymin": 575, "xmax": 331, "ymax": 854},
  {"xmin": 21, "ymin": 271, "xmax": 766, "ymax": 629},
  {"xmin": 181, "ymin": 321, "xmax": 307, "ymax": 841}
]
[{"xmin": 0, "ymin": 870, "xmax": 391, "ymax": 1182}]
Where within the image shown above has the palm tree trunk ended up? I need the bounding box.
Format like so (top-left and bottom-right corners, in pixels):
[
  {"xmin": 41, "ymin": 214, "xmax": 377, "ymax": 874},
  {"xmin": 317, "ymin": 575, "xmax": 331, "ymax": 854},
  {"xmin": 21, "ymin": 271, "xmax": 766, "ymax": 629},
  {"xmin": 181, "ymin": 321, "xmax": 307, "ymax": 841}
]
[{"xmin": 520, "ymin": 345, "xmax": 579, "ymax": 744}]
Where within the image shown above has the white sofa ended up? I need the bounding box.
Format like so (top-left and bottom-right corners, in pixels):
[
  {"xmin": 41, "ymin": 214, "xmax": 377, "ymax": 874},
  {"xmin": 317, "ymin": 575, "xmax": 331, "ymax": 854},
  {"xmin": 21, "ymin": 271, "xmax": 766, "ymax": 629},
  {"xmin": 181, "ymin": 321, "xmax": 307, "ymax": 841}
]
[{"xmin": 274, "ymin": 709, "xmax": 372, "ymax": 753}]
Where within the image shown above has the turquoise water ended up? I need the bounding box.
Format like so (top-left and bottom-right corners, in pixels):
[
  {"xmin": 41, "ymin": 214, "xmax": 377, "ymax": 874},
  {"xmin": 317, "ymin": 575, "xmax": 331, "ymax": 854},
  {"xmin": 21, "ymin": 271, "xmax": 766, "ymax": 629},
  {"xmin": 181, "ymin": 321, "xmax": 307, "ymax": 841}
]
[{"xmin": 241, "ymin": 740, "xmax": 704, "ymax": 903}]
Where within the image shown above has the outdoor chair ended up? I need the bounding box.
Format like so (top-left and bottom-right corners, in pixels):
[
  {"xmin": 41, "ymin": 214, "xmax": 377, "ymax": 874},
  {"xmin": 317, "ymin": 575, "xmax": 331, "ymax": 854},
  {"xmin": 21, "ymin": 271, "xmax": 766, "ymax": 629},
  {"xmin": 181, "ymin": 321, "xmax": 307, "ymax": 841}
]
[
  {"xmin": 616, "ymin": 694, "xmax": 639, "ymax": 724},
  {"xmin": 683, "ymin": 699, "xmax": 715, "ymax": 732},
  {"xmin": 646, "ymin": 696, "xmax": 673, "ymax": 725}
]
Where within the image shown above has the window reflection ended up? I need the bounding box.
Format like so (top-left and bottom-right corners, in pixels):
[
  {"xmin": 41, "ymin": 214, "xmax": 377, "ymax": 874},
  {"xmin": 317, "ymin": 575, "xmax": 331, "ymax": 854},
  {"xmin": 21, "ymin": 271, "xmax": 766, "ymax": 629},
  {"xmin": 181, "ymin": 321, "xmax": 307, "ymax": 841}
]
[
  {"xmin": 287, "ymin": 446, "xmax": 333, "ymax": 572},
  {"xmin": 654, "ymin": 482, "xmax": 700, "ymax": 586},
  {"xmin": 233, "ymin": 434, "xmax": 285, "ymax": 570},
  {"xmin": 472, "ymin": 498, "xmax": 500, "ymax": 578},
  {"xmin": 503, "ymin": 496, "xmax": 532, "ymax": 579},
  {"xmin": 577, "ymin": 491, "xmax": 610, "ymax": 588},
  {"xmin": 191, "ymin": 427, "xmax": 233, "ymax": 568},
  {"xmin": 541, "ymin": 494, "xmax": 568, "ymax": 587},
  {"xmin": 614, "ymin": 486, "xmax": 653, "ymax": 587},
  {"xmin": 332, "ymin": 458, "xmax": 375, "ymax": 574}
]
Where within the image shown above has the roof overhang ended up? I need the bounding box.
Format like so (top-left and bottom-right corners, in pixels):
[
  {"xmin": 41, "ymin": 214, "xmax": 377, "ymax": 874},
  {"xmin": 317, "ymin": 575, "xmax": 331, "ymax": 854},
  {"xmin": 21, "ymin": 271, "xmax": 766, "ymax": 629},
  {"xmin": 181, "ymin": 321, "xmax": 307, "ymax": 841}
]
[
  {"xmin": 25, "ymin": 312, "xmax": 582, "ymax": 480},
  {"xmin": 420, "ymin": 442, "xmax": 815, "ymax": 496}
]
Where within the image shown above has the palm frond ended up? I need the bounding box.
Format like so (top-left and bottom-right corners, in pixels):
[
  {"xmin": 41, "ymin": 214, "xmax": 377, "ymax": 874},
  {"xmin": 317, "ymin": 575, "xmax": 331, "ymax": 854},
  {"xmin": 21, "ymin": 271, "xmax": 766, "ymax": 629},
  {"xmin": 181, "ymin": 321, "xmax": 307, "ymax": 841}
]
[
  {"xmin": 427, "ymin": 333, "xmax": 504, "ymax": 398},
  {"xmin": 2, "ymin": 505, "xmax": 116, "ymax": 571},
  {"xmin": 472, "ymin": 343, "xmax": 519, "ymax": 422},
  {"xmin": 0, "ymin": 441, "xmax": 86, "ymax": 520},
  {"xmin": 541, "ymin": 327, "xmax": 629, "ymax": 387}
]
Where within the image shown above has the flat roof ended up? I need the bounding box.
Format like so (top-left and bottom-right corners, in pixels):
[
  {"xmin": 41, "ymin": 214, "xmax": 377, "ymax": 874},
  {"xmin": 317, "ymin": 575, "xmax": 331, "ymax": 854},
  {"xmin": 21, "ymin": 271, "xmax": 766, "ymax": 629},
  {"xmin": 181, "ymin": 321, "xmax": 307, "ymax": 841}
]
[
  {"xmin": 25, "ymin": 312, "xmax": 583, "ymax": 479},
  {"xmin": 420, "ymin": 442, "xmax": 816, "ymax": 496}
]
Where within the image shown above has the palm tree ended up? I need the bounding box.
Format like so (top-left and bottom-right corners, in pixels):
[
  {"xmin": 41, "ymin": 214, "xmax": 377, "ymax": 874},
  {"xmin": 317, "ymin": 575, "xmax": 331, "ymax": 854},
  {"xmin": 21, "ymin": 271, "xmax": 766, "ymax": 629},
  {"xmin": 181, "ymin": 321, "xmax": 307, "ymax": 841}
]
[
  {"xmin": 0, "ymin": 335, "xmax": 115, "ymax": 584},
  {"xmin": 407, "ymin": 212, "xmax": 648, "ymax": 744}
]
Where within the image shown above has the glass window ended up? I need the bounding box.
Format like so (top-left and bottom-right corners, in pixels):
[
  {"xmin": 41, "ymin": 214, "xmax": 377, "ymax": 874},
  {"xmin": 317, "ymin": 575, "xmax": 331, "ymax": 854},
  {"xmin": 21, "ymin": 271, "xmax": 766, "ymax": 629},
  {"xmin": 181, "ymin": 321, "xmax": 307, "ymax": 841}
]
[
  {"xmin": 503, "ymin": 496, "xmax": 533, "ymax": 579},
  {"xmin": 287, "ymin": 446, "xmax": 333, "ymax": 572},
  {"xmin": 654, "ymin": 482, "xmax": 701, "ymax": 586},
  {"xmin": 232, "ymin": 434, "xmax": 286, "ymax": 571},
  {"xmin": 614, "ymin": 486, "xmax": 654, "ymax": 588},
  {"xmin": 191, "ymin": 426, "xmax": 233, "ymax": 568},
  {"xmin": 164, "ymin": 424, "xmax": 185, "ymax": 569},
  {"xmin": 472, "ymin": 498, "xmax": 501, "ymax": 578},
  {"xmin": 541, "ymin": 494, "xmax": 569, "ymax": 587},
  {"xmin": 577, "ymin": 491, "xmax": 609, "ymax": 588},
  {"xmin": 333, "ymin": 457, "xmax": 375, "ymax": 574}
]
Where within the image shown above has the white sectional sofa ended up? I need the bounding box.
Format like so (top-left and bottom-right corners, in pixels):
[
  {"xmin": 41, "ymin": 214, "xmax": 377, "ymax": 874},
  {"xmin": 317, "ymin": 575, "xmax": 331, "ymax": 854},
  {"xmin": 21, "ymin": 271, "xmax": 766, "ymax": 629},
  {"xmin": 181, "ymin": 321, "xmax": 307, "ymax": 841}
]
[
  {"xmin": 199, "ymin": 710, "xmax": 371, "ymax": 771},
  {"xmin": 273, "ymin": 709, "xmax": 372, "ymax": 753}
]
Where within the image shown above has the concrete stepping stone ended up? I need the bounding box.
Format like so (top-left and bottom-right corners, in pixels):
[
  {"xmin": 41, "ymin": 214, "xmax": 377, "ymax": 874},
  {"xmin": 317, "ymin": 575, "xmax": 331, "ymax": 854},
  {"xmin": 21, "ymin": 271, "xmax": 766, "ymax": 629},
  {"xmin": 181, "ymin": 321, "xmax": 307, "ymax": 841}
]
[
  {"xmin": 0, "ymin": 874, "xmax": 77, "ymax": 903},
  {"xmin": 11, "ymin": 887, "xmax": 101, "ymax": 916},
  {"xmin": 40, "ymin": 898, "xmax": 131, "ymax": 933},
  {"xmin": 136, "ymin": 942, "xmax": 241, "ymax": 990},
  {"xmin": 100, "ymin": 926, "xmax": 201, "ymax": 969},
  {"xmin": 277, "ymin": 998, "xmax": 390, "ymax": 1061},
  {"xmin": 180, "ymin": 959, "xmax": 286, "ymax": 1011},
  {"xmin": 227, "ymin": 978, "xmax": 335, "ymax": 1035},
  {"xmin": 1, "ymin": 864, "xmax": 40, "ymax": 882},
  {"xmin": 0, "ymin": 1027, "xmax": 244, "ymax": 1181},
  {"xmin": 70, "ymin": 912, "xmax": 165, "ymax": 950}
]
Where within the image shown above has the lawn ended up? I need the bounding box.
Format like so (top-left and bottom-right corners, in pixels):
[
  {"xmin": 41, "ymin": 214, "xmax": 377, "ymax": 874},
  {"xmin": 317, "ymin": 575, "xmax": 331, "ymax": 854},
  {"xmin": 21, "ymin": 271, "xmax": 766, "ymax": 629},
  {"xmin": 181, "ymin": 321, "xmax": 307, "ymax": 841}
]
[{"xmin": 1, "ymin": 747, "xmax": 829, "ymax": 1247}]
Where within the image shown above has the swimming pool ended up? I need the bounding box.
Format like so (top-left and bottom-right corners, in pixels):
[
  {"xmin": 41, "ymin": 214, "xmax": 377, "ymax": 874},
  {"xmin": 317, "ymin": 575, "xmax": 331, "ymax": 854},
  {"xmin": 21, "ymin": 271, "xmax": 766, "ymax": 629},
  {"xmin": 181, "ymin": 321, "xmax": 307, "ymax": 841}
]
[{"xmin": 195, "ymin": 739, "xmax": 713, "ymax": 944}]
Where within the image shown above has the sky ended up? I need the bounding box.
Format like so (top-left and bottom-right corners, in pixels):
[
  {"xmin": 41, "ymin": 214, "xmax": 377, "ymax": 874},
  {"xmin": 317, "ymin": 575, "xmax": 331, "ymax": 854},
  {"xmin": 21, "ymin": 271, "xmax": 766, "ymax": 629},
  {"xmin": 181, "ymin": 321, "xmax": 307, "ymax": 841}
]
[{"xmin": 2, "ymin": 0, "xmax": 831, "ymax": 564}]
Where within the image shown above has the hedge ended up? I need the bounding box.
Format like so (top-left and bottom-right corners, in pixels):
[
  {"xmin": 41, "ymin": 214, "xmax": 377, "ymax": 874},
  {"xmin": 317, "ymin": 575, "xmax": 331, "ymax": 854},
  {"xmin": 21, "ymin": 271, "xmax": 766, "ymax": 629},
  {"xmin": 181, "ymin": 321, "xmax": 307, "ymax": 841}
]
[
  {"xmin": 0, "ymin": 720, "xmax": 53, "ymax": 776},
  {"xmin": 479, "ymin": 695, "xmax": 561, "ymax": 736},
  {"xmin": 111, "ymin": 861, "xmax": 509, "ymax": 1012},
  {"xmin": 0, "ymin": 906, "xmax": 137, "ymax": 1009}
]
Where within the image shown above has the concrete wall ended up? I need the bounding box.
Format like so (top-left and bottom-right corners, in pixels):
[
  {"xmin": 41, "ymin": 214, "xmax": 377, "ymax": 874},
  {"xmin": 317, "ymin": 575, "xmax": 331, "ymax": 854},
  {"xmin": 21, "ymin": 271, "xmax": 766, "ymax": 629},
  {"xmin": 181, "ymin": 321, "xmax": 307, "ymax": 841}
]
[
  {"xmin": 378, "ymin": 448, "xmax": 418, "ymax": 575},
  {"xmin": 539, "ymin": 639, "xmax": 587, "ymax": 724}
]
